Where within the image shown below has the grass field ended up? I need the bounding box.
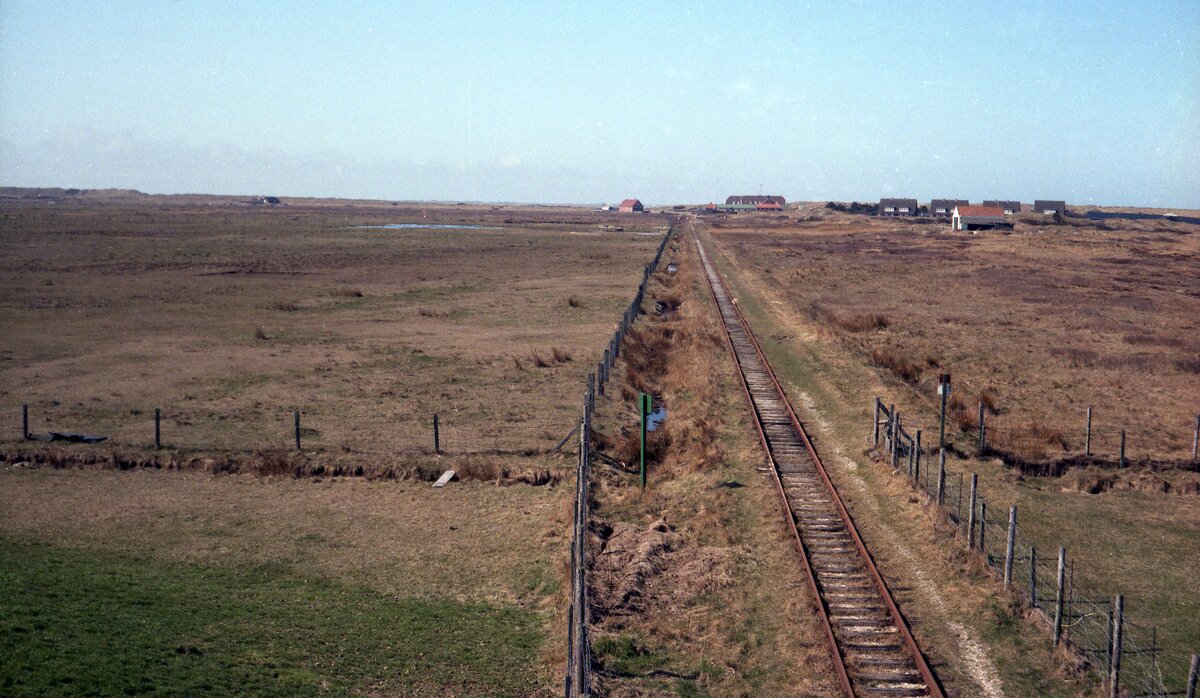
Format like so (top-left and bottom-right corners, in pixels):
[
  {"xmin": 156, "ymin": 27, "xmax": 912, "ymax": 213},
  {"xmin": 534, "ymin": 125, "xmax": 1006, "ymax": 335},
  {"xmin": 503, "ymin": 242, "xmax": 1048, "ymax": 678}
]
[
  {"xmin": 699, "ymin": 208, "xmax": 1200, "ymax": 692},
  {"xmin": 0, "ymin": 469, "xmax": 563, "ymax": 696},
  {"xmin": 0, "ymin": 194, "xmax": 669, "ymax": 695},
  {"xmin": 0, "ymin": 195, "xmax": 666, "ymax": 463}
]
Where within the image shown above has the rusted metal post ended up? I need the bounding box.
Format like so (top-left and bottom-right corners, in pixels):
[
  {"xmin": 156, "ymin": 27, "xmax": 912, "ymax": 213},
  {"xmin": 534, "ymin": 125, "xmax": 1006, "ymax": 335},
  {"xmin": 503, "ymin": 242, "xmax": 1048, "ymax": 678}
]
[
  {"xmin": 1003, "ymin": 505, "xmax": 1017, "ymax": 589},
  {"xmin": 1029, "ymin": 546, "xmax": 1037, "ymax": 607},
  {"xmin": 936, "ymin": 449, "xmax": 947, "ymax": 507},
  {"xmin": 294, "ymin": 410, "xmax": 301, "ymax": 451},
  {"xmin": 1109, "ymin": 594, "xmax": 1124, "ymax": 698},
  {"xmin": 154, "ymin": 408, "xmax": 161, "ymax": 449},
  {"xmin": 433, "ymin": 413, "xmax": 441, "ymax": 455},
  {"xmin": 22, "ymin": 403, "xmax": 29, "ymax": 439},
  {"xmin": 1086, "ymin": 406, "xmax": 1093, "ymax": 456},
  {"xmin": 978, "ymin": 400, "xmax": 986, "ymax": 455},
  {"xmin": 1054, "ymin": 547, "xmax": 1066, "ymax": 645},
  {"xmin": 1119, "ymin": 429, "xmax": 1126, "ymax": 468},
  {"xmin": 968, "ymin": 473, "xmax": 978, "ymax": 548}
]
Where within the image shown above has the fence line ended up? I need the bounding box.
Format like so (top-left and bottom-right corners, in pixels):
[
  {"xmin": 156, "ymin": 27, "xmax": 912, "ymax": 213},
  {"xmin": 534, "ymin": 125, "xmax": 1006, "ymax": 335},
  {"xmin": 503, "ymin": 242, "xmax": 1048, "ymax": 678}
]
[
  {"xmin": 872, "ymin": 398, "xmax": 1198, "ymax": 697},
  {"xmin": 929, "ymin": 392, "xmax": 1198, "ymax": 470},
  {"xmin": 566, "ymin": 225, "xmax": 673, "ymax": 697}
]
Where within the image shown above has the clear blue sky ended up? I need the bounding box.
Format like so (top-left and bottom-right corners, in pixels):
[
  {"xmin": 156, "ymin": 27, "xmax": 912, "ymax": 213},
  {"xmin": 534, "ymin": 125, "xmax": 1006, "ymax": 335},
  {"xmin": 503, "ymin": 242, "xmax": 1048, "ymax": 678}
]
[{"xmin": 2, "ymin": 1, "xmax": 1197, "ymax": 207}]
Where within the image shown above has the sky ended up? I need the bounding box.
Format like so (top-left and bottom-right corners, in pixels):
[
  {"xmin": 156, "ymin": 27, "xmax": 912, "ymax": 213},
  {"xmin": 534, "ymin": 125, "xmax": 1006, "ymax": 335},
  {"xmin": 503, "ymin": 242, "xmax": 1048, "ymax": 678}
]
[{"xmin": 1, "ymin": 1, "xmax": 1198, "ymax": 207}]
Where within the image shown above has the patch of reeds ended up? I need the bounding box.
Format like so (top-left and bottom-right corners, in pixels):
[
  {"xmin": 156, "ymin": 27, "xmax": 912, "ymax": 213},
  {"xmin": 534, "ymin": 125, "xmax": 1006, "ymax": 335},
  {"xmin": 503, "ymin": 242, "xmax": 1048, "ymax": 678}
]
[
  {"xmin": 529, "ymin": 347, "xmax": 572, "ymax": 368},
  {"xmin": 870, "ymin": 346, "xmax": 922, "ymax": 383}
]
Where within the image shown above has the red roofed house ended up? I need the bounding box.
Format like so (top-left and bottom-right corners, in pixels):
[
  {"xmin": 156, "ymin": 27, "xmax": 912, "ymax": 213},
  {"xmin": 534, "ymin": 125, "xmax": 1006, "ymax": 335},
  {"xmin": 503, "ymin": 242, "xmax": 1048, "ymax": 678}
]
[
  {"xmin": 618, "ymin": 198, "xmax": 644, "ymax": 213},
  {"xmin": 756, "ymin": 201, "xmax": 783, "ymax": 211},
  {"xmin": 952, "ymin": 205, "xmax": 1013, "ymax": 231}
]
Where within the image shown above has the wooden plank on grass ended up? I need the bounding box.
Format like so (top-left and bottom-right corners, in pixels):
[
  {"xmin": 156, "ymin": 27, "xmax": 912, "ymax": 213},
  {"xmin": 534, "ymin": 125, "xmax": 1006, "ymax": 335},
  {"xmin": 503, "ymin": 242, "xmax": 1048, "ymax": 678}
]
[{"xmin": 433, "ymin": 470, "xmax": 456, "ymax": 488}]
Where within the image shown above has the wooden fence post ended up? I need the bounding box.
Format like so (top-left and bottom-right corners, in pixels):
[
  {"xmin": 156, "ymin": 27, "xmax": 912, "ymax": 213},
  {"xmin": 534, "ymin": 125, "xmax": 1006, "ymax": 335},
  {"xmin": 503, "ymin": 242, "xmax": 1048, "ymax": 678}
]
[
  {"xmin": 978, "ymin": 400, "xmax": 986, "ymax": 455},
  {"xmin": 1193, "ymin": 416, "xmax": 1200, "ymax": 463},
  {"xmin": 1186, "ymin": 653, "xmax": 1198, "ymax": 698},
  {"xmin": 1110, "ymin": 594, "xmax": 1124, "ymax": 698},
  {"xmin": 1086, "ymin": 407, "xmax": 1093, "ymax": 456},
  {"xmin": 888, "ymin": 403, "xmax": 896, "ymax": 455},
  {"xmin": 154, "ymin": 408, "xmax": 161, "ymax": 449},
  {"xmin": 1054, "ymin": 547, "xmax": 1066, "ymax": 645},
  {"xmin": 294, "ymin": 410, "xmax": 301, "ymax": 451},
  {"xmin": 1029, "ymin": 546, "xmax": 1037, "ymax": 607},
  {"xmin": 873, "ymin": 398, "xmax": 880, "ymax": 448},
  {"xmin": 936, "ymin": 449, "xmax": 946, "ymax": 507},
  {"xmin": 1119, "ymin": 430, "xmax": 1126, "ymax": 468},
  {"xmin": 914, "ymin": 430, "xmax": 922, "ymax": 479},
  {"xmin": 908, "ymin": 431, "xmax": 916, "ymax": 476},
  {"xmin": 433, "ymin": 413, "xmax": 441, "ymax": 455},
  {"xmin": 892, "ymin": 414, "xmax": 901, "ymax": 468},
  {"xmin": 968, "ymin": 473, "xmax": 978, "ymax": 548},
  {"xmin": 22, "ymin": 403, "xmax": 29, "ymax": 439},
  {"xmin": 1004, "ymin": 505, "xmax": 1017, "ymax": 589},
  {"xmin": 597, "ymin": 361, "xmax": 605, "ymax": 396}
]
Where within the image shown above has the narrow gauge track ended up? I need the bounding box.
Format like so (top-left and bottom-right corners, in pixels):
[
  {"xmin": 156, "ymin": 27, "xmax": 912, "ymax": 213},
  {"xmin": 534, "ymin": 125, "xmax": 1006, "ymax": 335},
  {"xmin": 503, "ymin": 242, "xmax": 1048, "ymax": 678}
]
[{"xmin": 696, "ymin": 238, "xmax": 944, "ymax": 698}]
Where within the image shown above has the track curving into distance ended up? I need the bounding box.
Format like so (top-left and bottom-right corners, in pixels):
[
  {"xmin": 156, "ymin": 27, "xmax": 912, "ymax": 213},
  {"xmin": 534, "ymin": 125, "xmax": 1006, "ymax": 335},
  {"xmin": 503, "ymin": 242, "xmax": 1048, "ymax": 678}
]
[{"xmin": 696, "ymin": 237, "xmax": 944, "ymax": 698}]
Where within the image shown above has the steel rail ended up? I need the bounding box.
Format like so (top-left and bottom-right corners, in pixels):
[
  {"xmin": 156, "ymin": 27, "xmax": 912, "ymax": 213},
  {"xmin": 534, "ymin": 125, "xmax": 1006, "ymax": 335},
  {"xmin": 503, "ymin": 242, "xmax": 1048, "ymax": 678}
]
[{"xmin": 695, "ymin": 235, "xmax": 944, "ymax": 698}]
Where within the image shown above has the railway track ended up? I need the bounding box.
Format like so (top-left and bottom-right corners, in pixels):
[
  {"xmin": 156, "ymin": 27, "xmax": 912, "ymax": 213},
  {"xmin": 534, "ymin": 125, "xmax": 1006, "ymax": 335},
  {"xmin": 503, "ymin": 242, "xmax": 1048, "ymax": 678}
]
[{"xmin": 696, "ymin": 238, "xmax": 944, "ymax": 698}]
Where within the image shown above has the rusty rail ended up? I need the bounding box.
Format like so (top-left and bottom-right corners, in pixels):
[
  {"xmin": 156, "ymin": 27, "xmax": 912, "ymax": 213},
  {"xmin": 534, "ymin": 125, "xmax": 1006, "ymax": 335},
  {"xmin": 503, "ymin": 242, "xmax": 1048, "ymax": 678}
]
[{"xmin": 696, "ymin": 235, "xmax": 944, "ymax": 698}]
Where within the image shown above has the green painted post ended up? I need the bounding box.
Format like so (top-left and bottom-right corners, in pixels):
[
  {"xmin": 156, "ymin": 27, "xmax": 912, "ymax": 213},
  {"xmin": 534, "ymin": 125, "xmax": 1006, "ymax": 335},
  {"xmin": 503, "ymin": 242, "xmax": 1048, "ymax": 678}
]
[{"xmin": 640, "ymin": 392, "xmax": 651, "ymax": 489}]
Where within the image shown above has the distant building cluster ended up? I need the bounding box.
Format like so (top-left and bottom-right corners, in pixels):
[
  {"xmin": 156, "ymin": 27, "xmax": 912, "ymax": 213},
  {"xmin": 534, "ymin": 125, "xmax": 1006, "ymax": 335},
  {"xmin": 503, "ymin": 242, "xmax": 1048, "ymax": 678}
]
[
  {"xmin": 702, "ymin": 195, "xmax": 787, "ymax": 213},
  {"xmin": 872, "ymin": 197, "xmax": 1068, "ymax": 230},
  {"xmin": 876, "ymin": 197, "xmax": 1067, "ymax": 217}
]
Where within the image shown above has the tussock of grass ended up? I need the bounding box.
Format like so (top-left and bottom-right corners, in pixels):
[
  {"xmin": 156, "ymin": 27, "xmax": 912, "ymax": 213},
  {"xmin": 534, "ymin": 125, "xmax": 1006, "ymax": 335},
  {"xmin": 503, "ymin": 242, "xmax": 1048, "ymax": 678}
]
[{"xmin": 871, "ymin": 346, "xmax": 922, "ymax": 383}]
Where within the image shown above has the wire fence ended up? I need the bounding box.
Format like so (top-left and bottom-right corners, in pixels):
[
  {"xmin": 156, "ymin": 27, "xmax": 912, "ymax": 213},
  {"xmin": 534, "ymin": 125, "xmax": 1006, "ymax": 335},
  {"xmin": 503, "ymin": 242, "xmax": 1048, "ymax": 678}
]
[
  {"xmin": 943, "ymin": 399, "xmax": 1199, "ymax": 472},
  {"xmin": 565, "ymin": 226, "xmax": 673, "ymax": 697},
  {"xmin": 875, "ymin": 399, "xmax": 1199, "ymax": 697}
]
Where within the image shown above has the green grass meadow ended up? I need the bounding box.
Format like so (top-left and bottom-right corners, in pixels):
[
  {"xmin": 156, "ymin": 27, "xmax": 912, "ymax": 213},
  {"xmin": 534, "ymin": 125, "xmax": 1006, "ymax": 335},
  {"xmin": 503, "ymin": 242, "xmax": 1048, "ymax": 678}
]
[{"xmin": 0, "ymin": 537, "xmax": 543, "ymax": 697}]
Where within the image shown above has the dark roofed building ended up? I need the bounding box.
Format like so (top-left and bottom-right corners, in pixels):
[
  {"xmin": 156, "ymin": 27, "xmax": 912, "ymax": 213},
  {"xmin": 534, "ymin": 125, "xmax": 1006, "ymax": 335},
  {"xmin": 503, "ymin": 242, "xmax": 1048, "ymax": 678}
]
[
  {"xmin": 725, "ymin": 195, "xmax": 786, "ymax": 207},
  {"xmin": 618, "ymin": 198, "xmax": 644, "ymax": 213},
  {"xmin": 952, "ymin": 205, "xmax": 1013, "ymax": 231},
  {"xmin": 983, "ymin": 200, "xmax": 1021, "ymax": 214},
  {"xmin": 878, "ymin": 198, "xmax": 918, "ymax": 216},
  {"xmin": 930, "ymin": 199, "xmax": 968, "ymax": 216},
  {"xmin": 1032, "ymin": 200, "xmax": 1066, "ymax": 215}
]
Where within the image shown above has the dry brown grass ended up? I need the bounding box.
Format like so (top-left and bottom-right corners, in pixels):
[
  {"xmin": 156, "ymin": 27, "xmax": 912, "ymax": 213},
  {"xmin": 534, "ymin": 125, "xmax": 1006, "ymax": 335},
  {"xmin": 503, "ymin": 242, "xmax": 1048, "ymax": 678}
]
[
  {"xmin": 584, "ymin": 238, "xmax": 835, "ymax": 696},
  {"xmin": 0, "ymin": 198, "xmax": 668, "ymax": 463},
  {"xmin": 713, "ymin": 213, "xmax": 1200, "ymax": 465}
]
